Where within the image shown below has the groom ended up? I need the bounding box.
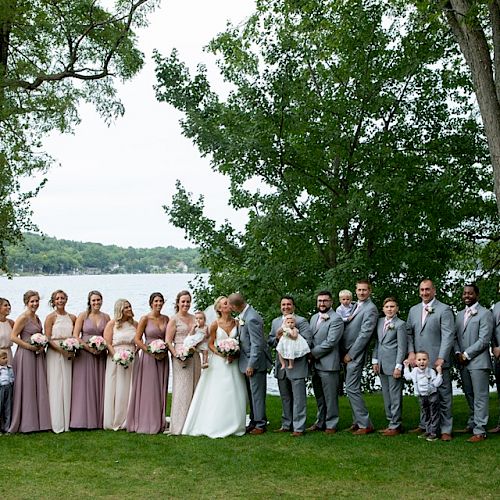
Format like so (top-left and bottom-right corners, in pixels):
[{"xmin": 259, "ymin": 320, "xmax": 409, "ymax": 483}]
[{"xmin": 229, "ymin": 293, "xmax": 272, "ymax": 434}]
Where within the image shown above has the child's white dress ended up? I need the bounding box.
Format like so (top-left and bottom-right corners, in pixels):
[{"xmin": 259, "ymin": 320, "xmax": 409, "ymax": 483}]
[
  {"xmin": 183, "ymin": 326, "xmax": 208, "ymax": 351},
  {"xmin": 276, "ymin": 327, "xmax": 310, "ymax": 360}
]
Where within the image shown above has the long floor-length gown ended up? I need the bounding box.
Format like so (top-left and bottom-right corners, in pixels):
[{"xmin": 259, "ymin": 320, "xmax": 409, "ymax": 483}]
[
  {"xmin": 9, "ymin": 317, "xmax": 51, "ymax": 433},
  {"xmin": 103, "ymin": 322, "xmax": 136, "ymax": 430},
  {"xmin": 168, "ymin": 315, "xmax": 201, "ymax": 435},
  {"xmin": 127, "ymin": 319, "xmax": 169, "ymax": 434},
  {"xmin": 70, "ymin": 315, "xmax": 107, "ymax": 429},
  {"xmin": 46, "ymin": 313, "xmax": 74, "ymax": 433},
  {"xmin": 0, "ymin": 320, "xmax": 13, "ymax": 364},
  {"xmin": 182, "ymin": 326, "xmax": 246, "ymax": 438}
]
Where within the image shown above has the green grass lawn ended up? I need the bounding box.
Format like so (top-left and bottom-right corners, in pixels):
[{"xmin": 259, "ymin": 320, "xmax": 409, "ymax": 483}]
[{"xmin": 1, "ymin": 394, "xmax": 499, "ymax": 499}]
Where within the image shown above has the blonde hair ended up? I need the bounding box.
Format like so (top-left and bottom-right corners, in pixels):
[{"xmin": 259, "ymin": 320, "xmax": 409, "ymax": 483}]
[
  {"xmin": 338, "ymin": 289, "xmax": 352, "ymax": 300},
  {"xmin": 114, "ymin": 299, "xmax": 133, "ymax": 327},
  {"xmin": 214, "ymin": 296, "xmax": 227, "ymax": 318}
]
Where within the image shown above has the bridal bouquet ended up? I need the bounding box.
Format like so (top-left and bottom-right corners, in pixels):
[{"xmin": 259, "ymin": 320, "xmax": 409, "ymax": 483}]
[
  {"xmin": 88, "ymin": 335, "xmax": 107, "ymax": 351},
  {"xmin": 60, "ymin": 337, "xmax": 82, "ymax": 353},
  {"xmin": 148, "ymin": 339, "xmax": 167, "ymax": 355},
  {"xmin": 217, "ymin": 338, "xmax": 240, "ymax": 363},
  {"xmin": 30, "ymin": 333, "xmax": 48, "ymax": 352},
  {"xmin": 113, "ymin": 349, "xmax": 135, "ymax": 368}
]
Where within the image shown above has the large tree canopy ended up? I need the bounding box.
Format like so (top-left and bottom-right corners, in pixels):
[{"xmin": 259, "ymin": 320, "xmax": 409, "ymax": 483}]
[
  {"xmin": 0, "ymin": 0, "xmax": 158, "ymax": 271},
  {"xmin": 155, "ymin": 0, "xmax": 498, "ymax": 321},
  {"xmin": 411, "ymin": 0, "xmax": 500, "ymax": 214}
]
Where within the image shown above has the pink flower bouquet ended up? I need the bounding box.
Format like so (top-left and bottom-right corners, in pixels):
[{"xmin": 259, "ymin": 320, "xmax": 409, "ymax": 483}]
[
  {"xmin": 60, "ymin": 337, "xmax": 82, "ymax": 352},
  {"xmin": 30, "ymin": 333, "xmax": 48, "ymax": 350},
  {"xmin": 112, "ymin": 349, "xmax": 135, "ymax": 368},
  {"xmin": 217, "ymin": 337, "xmax": 240, "ymax": 363},
  {"xmin": 147, "ymin": 339, "xmax": 167, "ymax": 355},
  {"xmin": 176, "ymin": 346, "xmax": 195, "ymax": 363},
  {"xmin": 88, "ymin": 335, "xmax": 107, "ymax": 351}
]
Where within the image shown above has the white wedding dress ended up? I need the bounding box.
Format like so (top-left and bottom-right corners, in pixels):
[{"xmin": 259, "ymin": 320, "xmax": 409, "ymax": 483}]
[{"xmin": 182, "ymin": 326, "xmax": 247, "ymax": 438}]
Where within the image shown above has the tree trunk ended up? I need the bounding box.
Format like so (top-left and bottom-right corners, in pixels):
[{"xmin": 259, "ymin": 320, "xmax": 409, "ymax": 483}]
[{"xmin": 444, "ymin": 0, "xmax": 500, "ymax": 215}]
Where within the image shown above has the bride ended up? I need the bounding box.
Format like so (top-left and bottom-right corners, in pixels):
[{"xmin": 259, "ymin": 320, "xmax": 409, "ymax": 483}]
[{"xmin": 182, "ymin": 296, "xmax": 247, "ymax": 438}]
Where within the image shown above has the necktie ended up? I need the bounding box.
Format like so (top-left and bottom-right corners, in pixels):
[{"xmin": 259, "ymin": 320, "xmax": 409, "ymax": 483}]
[
  {"xmin": 421, "ymin": 306, "xmax": 428, "ymax": 326},
  {"xmin": 464, "ymin": 308, "xmax": 472, "ymax": 327},
  {"xmin": 383, "ymin": 319, "xmax": 390, "ymax": 333}
]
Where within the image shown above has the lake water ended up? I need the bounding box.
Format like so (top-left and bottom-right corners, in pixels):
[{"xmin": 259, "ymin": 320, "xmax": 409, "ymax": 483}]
[
  {"xmin": 0, "ymin": 273, "xmax": 280, "ymax": 395},
  {"xmin": 0, "ymin": 273, "xmax": 202, "ymax": 319}
]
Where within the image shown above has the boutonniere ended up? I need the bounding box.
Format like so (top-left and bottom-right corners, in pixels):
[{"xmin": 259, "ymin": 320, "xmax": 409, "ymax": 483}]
[
  {"xmin": 235, "ymin": 316, "xmax": 245, "ymax": 326},
  {"xmin": 387, "ymin": 323, "xmax": 395, "ymax": 330},
  {"xmin": 469, "ymin": 309, "xmax": 477, "ymax": 316},
  {"xmin": 320, "ymin": 313, "xmax": 329, "ymax": 321},
  {"xmin": 425, "ymin": 306, "xmax": 434, "ymax": 314},
  {"xmin": 282, "ymin": 326, "xmax": 292, "ymax": 337}
]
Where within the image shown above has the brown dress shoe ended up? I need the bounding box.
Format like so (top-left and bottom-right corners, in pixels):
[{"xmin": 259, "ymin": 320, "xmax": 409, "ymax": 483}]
[
  {"xmin": 488, "ymin": 425, "xmax": 500, "ymax": 434},
  {"xmin": 249, "ymin": 428, "xmax": 265, "ymax": 435},
  {"xmin": 291, "ymin": 431, "xmax": 304, "ymax": 437},
  {"xmin": 382, "ymin": 428, "xmax": 401, "ymax": 436},
  {"xmin": 353, "ymin": 426, "xmax": 374, "ymax": 435},
  {"xmin": 467, "ymin": 434, "xmax": 486, "ymax": 442},
  {"xmin": 324, "ymin": 428, "xmax": 337, "ymax": 435},
  {"xmin": 273, "ymin": 428, "xmax": 291, "ymax": 433},
  {"xmin": 408, "ymin": 427, "xmax": 425, "ymax": 434},
  {"xmin": 346, "ymin": 424, "xmax": 359, "ymax": 432},
  {"xmin": 440, "ymin": 433, "xmax": 452, "ymax": 441},
  {"xmin": 306, "ymin": 424, "xmax": 324, "ymax": 432}
]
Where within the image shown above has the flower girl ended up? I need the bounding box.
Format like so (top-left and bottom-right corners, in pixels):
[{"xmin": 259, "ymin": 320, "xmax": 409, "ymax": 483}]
[{"xmin": 276, "ymin": 314, "xmax": 310, "ymax": 369}]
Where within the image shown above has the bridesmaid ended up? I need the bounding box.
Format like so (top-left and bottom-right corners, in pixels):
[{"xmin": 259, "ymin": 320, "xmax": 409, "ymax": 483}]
[
  {"xmin": 103, "ymin": 299, "xmax": 137, "ymax": 431},
  {"xmin": 127, "ymin": 292, "xmax": 170, "ymax": 434},
  {"xmin": 9, "ymin": 290, "xmax": 51, "ymax": 433},
  {"xmin": 45, "ymin": 290, "xmax": 77, "ymax": 433},
  {"xmin": 0, "ymin": 298, "xmax": 14, "ymax": 364},
  {"xmin": 166, "ymin": 290, "xmax": 201, "ymax": 435},
  {"xmin": 70, "ymin": 290, "xmax": 110, "ymax": 429}
]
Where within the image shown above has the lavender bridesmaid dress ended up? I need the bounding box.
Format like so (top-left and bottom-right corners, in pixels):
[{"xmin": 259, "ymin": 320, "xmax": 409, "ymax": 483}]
[
  {"xmin": 126, "ymin": 319, "xmax": 169, "ymax": 434},
  {"xmin": 70, "ymin": 316, "xmax": 107, "ymax": 429},
  {"xmin": 9, "ymin": 318, "xmax": 51, "ymax": 433}
]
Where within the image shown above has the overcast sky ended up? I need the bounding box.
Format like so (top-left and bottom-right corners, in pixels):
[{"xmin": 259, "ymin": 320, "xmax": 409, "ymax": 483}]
[{"xmin": 28, "ymin": 1, "xmax": 255, "ymax": 249}]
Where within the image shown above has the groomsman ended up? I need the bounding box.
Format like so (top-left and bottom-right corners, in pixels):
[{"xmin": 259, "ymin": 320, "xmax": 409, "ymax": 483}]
[
  {"xmin": 228, "ymin": 293, "xmax": 272, "ymax": 435},
  {"xmin": 407, "ymin": 279, "xmax": 455, "ymax": 441},
  {"xmin": 489, "ymin": 297, "xmax": 500, "ymax": 433},
  {"xmin": 268, "ymin": 296, "xmax": 312, "ymax": 436},
  {"xmin": 342, "ymin": 280, "xmax": 378, "ymax": 434},
  {"xmin": 454, "ymin": 284, "xmax": 494, "ymax": 442},
  {"xmin": 308, "ymin": 291, "xmax": 344, "ymax": 434}
]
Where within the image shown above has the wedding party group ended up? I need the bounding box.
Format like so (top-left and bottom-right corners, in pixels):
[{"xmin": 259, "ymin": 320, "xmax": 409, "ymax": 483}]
[
  {"xmin": 0, "ymin": 280, "xmax": 499, "ymax": 443},
  {"xmin": 0, "ymin": 289, "xmax": 266, "ymax": 438}
]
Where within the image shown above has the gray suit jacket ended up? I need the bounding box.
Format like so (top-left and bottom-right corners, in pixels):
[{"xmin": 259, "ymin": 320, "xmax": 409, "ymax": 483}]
[
  {"xmin": 268, "ymin": 315, "xmax": 311, "ymax": 380},
  {"xmin": 493, "ymin": 302, "xmax": 500, "ymax": 348},
  {"xmin": 372, "ymin": 316, "xmax": 407, "ymax": 375},
  {"xmin": 407, "ymin": 299, "xmax": 455, "ymax": 367},
  {"xmin": 238, "ymin": 305, "xmax": 272, "ymax": 373},
  {"xmin": 342, "ymin": 299, "xmax": 378, "ymax": 360},
  {"xmin": 455, "ymin": 304, "xmax": 493, "ymax": 370},
  {"xmin": 309, "ymin": 310, "xmax": 344, "ymax": 371}
]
